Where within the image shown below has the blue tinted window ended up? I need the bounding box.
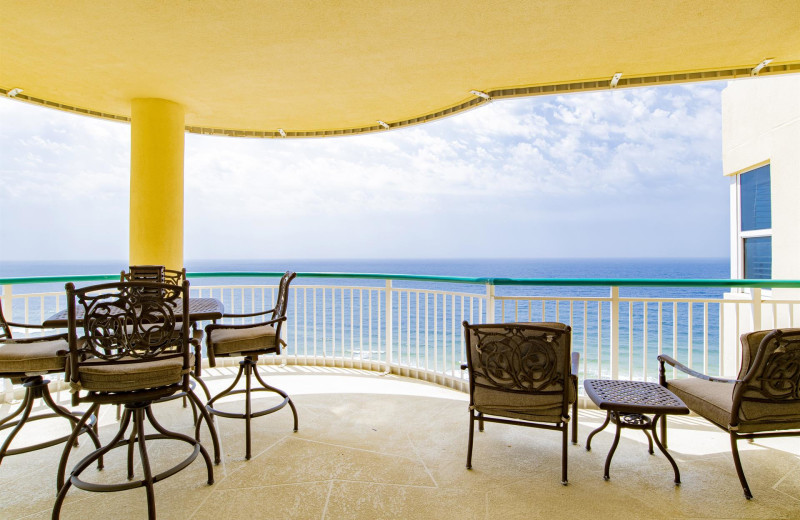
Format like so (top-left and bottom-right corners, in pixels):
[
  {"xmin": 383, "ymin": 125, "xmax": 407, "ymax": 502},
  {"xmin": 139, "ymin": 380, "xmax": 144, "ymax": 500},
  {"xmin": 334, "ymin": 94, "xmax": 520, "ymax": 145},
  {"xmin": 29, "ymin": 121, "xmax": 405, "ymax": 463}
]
[
  {"xmin": 744, "ymin": 236, "xmax": 772, "ymax": 279},
  {"xmin": 740, "ymin": 164, "xmax": 771, "ymax": 231}
]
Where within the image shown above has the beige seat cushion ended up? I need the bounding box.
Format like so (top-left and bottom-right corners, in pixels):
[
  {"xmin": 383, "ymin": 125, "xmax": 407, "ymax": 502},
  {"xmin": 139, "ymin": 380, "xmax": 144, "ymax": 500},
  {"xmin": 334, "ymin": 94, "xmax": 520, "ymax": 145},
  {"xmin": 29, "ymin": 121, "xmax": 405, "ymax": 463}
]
[
  {"xmin": 667, "ymin": 377, "xmax": 733, "ymax": 429},
  {"xmin": 209, "ymin": 324, "xmax": 279, "ymax": 356},
  {"xmin": 0, "ymin": 338, "xmax": 67, "ymax": 374},
  {"xmin": 78, "ymin": 354, "xmax": 190, "ymax": 392},
  {"xmin": 474, "ymin": 375, "xmax": 577, "ymax": 423},
  {"xmin": 668, "ymin": 375, "xmax": 800, "ymax": 434}
]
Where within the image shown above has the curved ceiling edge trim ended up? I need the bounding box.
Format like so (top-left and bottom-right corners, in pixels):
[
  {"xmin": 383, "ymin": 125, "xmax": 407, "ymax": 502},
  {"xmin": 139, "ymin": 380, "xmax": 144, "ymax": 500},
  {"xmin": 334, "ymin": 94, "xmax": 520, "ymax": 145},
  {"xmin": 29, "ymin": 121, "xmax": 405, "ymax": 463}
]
[{"xmin": 3, "ymin": 62, "xmax": 799, "ymax": 139}]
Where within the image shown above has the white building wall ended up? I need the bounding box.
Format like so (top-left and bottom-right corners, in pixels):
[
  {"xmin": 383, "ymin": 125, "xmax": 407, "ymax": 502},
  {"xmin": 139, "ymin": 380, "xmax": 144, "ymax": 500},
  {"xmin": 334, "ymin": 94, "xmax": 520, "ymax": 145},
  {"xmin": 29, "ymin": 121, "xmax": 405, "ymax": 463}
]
[
  {"xmin": 721, "ymin": 74, "xmax": 800, "ymax": 375},
  {"xmin": 723, "ymin": 74, "xmax": 800, "ymax": 281}
]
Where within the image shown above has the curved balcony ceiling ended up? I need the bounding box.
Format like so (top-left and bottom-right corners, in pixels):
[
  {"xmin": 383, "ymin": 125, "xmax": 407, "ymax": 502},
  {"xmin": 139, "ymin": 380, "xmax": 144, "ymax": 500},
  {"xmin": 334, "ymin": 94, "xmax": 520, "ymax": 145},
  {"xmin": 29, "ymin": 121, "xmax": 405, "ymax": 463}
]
[{"xmin": 2, "ymin": 0, "xmax": 799, "ymax": 137}]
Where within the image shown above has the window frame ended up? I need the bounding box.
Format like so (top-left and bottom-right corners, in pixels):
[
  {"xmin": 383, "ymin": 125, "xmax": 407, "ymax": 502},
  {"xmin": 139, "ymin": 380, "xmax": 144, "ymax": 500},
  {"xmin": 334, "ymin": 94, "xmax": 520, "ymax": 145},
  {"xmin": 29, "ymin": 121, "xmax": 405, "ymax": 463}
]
[{"xmin": 735, "ymin": 162, "xmax": 772, "ymax": 280}]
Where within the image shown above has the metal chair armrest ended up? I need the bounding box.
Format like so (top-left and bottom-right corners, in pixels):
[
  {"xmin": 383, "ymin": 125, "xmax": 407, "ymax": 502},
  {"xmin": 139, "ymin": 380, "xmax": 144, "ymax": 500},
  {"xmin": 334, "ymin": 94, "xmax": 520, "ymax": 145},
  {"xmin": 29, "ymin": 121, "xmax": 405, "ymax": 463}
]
[
  {"xmin": 6, "ymin": 321, "xmax": 56, "ymax": 329},
  {"xmin": 221, "ymin": 307, "xmax": 276, "ymax": 319},
  {"xmin": 658, "ymin": 354, "xmax": 737, "ymax": 383},
  {"xmin": 205, "ymin": 315, "xmax": 286, "ymax": 334},
  {"xmin": 1, "ymin": 332, "xmax": 69, "ymax": 344}
]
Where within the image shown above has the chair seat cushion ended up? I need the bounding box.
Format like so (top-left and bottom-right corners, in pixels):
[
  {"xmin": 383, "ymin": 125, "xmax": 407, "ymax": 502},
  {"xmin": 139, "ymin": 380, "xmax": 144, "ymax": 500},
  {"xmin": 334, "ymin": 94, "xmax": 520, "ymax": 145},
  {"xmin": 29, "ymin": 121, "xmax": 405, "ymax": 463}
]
[
  {"xmin": 0, "ymin": 338, "xmax": 67, "ymax": 374},
  {"xmin": 209, "ymin": 324, "xmax": 279, "ymax": 356},
  {"xmin": 474, "ymin": 375, "xmax": 577, "ymax": 423},
  {"xmin": 667, "ymin": 377, "xmax": 733, "ymax": 429},
  {"xmin": 668, "ymin": 376, "xmax": 800, "ymax": 433},
  {"xmin": 78, "ymin": 354, "xmax": 190, "ymax": 392}
]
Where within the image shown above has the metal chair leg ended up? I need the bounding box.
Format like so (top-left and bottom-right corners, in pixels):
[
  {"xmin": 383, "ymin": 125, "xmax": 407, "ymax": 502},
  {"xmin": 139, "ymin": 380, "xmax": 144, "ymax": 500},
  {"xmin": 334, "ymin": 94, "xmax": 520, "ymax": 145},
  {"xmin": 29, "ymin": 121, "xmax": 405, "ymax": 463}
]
[
  {"xmin": 571, "ymin": 398, "xmax": 578, "ymax": 445},
  {"xmin": 466, "ymin": 409, "xmax": 475, "ymax": 469},
  {"xmin": 206, "ymin": 356, "xmax": 298, "ymax": 460},
  {"xmin": 730, "ymin": 432, "xmax": 753, "ymax": 499},
  {"xmin": 561, "ymin": 422, "xmax": 569, "ymax": 485}
]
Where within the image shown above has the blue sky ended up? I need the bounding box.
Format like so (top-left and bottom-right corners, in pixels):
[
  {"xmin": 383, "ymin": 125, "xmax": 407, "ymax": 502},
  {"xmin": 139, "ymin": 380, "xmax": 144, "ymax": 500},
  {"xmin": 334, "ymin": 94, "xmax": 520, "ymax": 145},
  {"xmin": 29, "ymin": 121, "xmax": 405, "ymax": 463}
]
[{"xmin": 0, "ymin": 82, "xmax": 729, "ymax": 261}]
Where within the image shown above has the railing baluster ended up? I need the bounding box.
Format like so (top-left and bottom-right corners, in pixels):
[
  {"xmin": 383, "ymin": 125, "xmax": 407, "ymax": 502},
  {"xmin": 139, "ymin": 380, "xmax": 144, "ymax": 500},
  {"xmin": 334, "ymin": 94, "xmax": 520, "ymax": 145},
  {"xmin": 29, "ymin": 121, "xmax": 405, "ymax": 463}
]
[
  {"xmin": 583, "ymin": 301, "xmax": 588, "ymax": 382},
  {"xmin": 703, "ymin": 303, "xmax": 709, "ymax": 375},
  {"xmin": 597, "ymin": 301, "xmax": 603, "ymax": 379},
  {"xmin": 628, "ymin": 300, "xmax": 633, "ymax": 380},
  {"xmin": 416, "ymin": 291, "xmax": 420, "ymax": 373},
  {"xmin": 368, "ymin": 289, "xmax": 373, "ymax": 366},
  {"xmin": 425, "ymin": 293, "xmax": 430, "ymax": 374},
  {"xmin": 673, "ymin": 302, "xmax": 678, "ymax": 379},
  {"xmin": 434, "ymin": 293, "xmax": 438, "ymax": 378},
  {"xmin": 688, "ymin": 302, "xmax": 694, "ymax": 371},
  {"xmin": 385, "ymin": 280, "xmax": 392, "ymax": 372},
  {"xmin": 609, "ymin": 287, "xmax": 620, "ymax": 380},
  {"xmin": 643, "ymin": 301, "xmax": 648, "ymax": 381}
]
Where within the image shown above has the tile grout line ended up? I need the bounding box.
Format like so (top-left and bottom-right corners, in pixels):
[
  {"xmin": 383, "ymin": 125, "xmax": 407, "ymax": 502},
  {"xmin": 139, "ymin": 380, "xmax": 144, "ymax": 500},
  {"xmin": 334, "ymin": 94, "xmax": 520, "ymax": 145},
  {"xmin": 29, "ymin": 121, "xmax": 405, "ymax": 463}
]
[
  {"xmin": 320, "ymin": 479, "xmax": 334, "ymax": 520},
  {"xmin": 214, "ymin": 433, "xmax": 291, "ymax": 483},
  {"xmin": 328, "ymin": 478, "xmax": 438, "ymax": 490},
  {"xmin": 291, "ymin": 435, "xmax": 420, "ymax": 463},
  {"xmin": 771, "ymin": 463, "xmax": 800, "ymax": 502},
  {"xmin": 406, "ymin": 432, "xmax": 439, "ymax": 488}
]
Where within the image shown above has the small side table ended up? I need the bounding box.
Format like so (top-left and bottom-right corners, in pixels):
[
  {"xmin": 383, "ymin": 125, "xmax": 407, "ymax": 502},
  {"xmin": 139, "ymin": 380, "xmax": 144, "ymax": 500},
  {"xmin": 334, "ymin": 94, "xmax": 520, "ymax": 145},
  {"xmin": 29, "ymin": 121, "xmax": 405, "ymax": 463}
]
[{"xmin": 584, "ymin": 379, "xmax": 689, "ymax": 484}]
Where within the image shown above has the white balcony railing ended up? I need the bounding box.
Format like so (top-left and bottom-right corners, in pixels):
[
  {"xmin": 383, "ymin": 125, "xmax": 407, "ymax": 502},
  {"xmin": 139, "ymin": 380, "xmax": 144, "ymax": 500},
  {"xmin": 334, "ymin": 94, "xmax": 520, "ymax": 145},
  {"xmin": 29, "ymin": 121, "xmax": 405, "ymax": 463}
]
[{"xmin": 3, "ymin": 273, "xmax": 800, "ymax": 402}]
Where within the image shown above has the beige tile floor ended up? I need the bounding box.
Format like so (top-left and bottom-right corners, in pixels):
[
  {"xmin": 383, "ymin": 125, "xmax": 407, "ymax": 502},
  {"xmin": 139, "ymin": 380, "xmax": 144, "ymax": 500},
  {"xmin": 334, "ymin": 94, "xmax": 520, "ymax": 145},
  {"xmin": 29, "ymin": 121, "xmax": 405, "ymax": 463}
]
[{"xmin": 1, "ymin": 366, "xmax": 799, "ymax": 520}]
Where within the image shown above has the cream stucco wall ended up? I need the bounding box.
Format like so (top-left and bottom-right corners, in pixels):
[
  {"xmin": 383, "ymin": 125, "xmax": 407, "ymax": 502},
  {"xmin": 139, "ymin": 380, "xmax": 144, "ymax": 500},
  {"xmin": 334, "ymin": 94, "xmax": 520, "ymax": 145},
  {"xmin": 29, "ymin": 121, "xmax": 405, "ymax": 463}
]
[
  {"xmin": 720, "ymin": 74, "xmax": 800, "ymax": 376},
  {"xmin": 723, "ymin": 74, "xmax": 800, "ymax": 282}
]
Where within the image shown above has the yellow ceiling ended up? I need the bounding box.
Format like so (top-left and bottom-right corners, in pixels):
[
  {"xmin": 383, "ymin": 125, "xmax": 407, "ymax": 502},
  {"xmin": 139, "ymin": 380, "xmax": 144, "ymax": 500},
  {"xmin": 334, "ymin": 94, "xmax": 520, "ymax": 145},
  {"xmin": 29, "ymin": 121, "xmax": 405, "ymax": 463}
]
[{"xmin": 2, "ymin": 0, "xmax": 799, "ymax": 137}]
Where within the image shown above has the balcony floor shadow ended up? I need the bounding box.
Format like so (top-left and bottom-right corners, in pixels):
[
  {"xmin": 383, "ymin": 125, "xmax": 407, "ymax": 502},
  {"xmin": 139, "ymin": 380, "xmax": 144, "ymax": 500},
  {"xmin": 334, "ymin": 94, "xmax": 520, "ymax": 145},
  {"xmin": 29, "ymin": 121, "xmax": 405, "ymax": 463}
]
[{"xmin": 1, "ymin": 366, "xmax": 799, "ymax": 519}]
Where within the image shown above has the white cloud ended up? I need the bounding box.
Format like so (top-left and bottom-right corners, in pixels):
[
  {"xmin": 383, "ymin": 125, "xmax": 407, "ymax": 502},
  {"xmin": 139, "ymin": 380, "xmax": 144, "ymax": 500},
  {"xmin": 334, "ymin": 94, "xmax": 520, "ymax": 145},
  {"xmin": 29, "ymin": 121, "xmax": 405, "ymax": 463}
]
[{"xmin": 0, "ymin": 81, "xmax": 729, "ymax": 261}]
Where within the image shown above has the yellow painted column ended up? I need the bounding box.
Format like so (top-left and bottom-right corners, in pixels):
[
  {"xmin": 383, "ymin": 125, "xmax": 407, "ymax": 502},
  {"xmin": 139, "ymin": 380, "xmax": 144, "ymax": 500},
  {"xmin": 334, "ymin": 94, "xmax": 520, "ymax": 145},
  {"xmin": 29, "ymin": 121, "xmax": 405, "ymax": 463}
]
[{"xmin": 129, "ymin": 98, "xmax": 185, "ymax": 271}]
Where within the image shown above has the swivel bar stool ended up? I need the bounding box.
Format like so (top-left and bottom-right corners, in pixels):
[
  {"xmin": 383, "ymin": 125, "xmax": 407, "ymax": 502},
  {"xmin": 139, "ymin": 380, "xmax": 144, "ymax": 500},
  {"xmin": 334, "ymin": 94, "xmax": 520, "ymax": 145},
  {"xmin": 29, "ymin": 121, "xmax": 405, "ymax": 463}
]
[
  {"xmin": 0, "ymin": 300, "xmax": 101, "ymax": 468},
  {"xmin": 205, "ymin": 271, "xmax": 299, "ymax": 459}
]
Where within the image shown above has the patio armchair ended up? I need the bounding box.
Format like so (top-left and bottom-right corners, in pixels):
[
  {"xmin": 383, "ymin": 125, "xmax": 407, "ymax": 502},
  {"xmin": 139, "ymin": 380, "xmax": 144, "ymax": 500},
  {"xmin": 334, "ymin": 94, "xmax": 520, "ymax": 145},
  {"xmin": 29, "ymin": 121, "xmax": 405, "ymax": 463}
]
[
  {"xmin": 205, "ymin": 271, "xmax": 299, "ymax": 460},
  {"xmin": 53, "ymin": 280, "xmax": 216, "ymax": 519},
  {"xmin": 0, "ymin": 299, "xmax": 101, "ymax": 467},
  {"xmin": 659, "ymin": 328, "xmax": 800, "ymax": 499},
  {"xmin": 461, "ymin": 321, "xmax": 579, "ymax": 485}
]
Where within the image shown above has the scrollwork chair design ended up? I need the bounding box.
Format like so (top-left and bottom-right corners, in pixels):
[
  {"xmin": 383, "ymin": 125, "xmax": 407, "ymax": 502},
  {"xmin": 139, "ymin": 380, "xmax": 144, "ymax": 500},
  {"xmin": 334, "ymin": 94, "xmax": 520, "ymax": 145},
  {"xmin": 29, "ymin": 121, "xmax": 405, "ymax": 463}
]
[
  {"xmin": 205, "ymin": 271, "xmax": 299, "ymax": 460},
  {"xmin": 659, "ymin": 328, "xmax": 800, "ymax": 499},
  {"xmin": 461, "ymin": 321, "xmax": 579, "ymax": 485},
  {"xmin": 53, "ymin": 281, "xmax": 216, "ymax": 520}
]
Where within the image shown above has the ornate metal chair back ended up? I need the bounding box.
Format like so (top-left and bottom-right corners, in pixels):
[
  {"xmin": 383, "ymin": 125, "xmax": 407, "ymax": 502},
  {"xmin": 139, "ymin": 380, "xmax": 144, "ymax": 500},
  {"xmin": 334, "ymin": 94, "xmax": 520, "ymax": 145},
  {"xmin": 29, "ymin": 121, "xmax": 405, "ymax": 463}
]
[
  {"xmin": 463, "ymin": 322, "xmax": 573, "ymax": 419},
  {"xmin": 732, "ymin": 328, "xmax": 800, "ymax": 427},
  {"xmin": 65, "ymin": 280, "xmax": 191, "ymax": 401}
]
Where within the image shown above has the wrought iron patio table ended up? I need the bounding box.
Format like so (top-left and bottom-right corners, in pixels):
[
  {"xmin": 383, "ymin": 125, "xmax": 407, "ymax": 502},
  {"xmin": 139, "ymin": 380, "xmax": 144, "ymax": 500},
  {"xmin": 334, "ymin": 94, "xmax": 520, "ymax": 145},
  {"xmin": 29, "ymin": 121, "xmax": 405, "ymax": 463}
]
[
  {"xmin": 584, "ymin": 379, "xmax": 689, "ymax": 484},
  {"xmin": 42, "ymin": 297, "xmax": 224, "ymax": 328}
]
